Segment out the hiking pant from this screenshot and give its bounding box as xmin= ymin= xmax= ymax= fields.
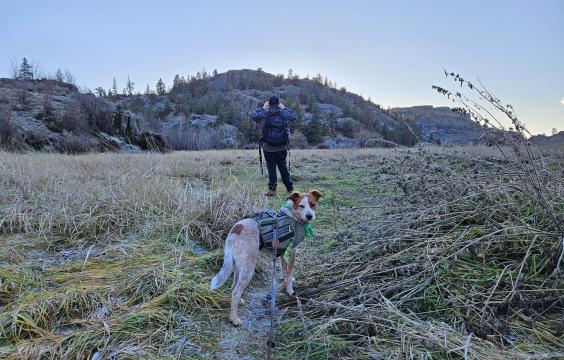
xmin=264 ymin=150 xmax=293 ymax=192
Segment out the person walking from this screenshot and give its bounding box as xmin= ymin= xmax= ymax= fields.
xmin=250 ymin=95 xmax=296 ymax=196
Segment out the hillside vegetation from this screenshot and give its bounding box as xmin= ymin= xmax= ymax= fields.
xmin=1 ymin=68 xmax=488 ymax=153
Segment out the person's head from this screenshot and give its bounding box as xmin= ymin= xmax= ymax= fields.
xmin=268 ymin=95 xmax=280 ymax=107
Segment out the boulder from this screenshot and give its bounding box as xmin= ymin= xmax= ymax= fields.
xmin=190 ymin=114 xmax=218 ymax=127
xmin=318 ymin=103 xmax=344 ymax=118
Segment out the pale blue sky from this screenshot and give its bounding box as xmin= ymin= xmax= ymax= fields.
xmin=1 ymin=0 xmax=563 ymax=134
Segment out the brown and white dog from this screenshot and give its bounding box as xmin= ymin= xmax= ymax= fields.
xmin=210 ymin=190 xmax=322 ymax=326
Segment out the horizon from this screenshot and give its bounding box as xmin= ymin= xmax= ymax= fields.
xmin=1 ymin=0 xmax=563 ymax=135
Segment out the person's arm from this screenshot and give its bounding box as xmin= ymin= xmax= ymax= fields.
xmin=279 ymin=106 xmax=296 ymax=121
xmin=249 ymin=107 xmax=268 ymax=122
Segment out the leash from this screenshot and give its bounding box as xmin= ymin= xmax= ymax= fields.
xmin=266 ymin=216 xmax=278 ymax=352
xmin=258 ymin=141 xmax=264 ymax=175
xmin=287 ymin=143 xmax=291 ymax=174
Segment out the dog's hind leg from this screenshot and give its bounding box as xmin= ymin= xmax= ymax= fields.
xmin=229 ymin=260 xmax=255 ymax=326
xmin=232 ymin=268 xmax=245 ymax=305
xmin=227 ymin=219 xmax=259 ymax=326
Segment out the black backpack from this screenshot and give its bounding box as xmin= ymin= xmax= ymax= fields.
xmin=262 ymin=111 xmax=289 ymax=146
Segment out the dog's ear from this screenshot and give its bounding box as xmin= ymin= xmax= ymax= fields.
xmin=309 ymin=190 xmax=322 ymax=201
xmin=288 ymin=191 xmax=301 ymax=203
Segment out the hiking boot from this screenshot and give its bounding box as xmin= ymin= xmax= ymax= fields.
xmin=265 ymin=189 xmax=277 ymax=197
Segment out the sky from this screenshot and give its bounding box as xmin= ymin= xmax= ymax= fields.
xmin=1 ymin=0 xmax=563 ymax=135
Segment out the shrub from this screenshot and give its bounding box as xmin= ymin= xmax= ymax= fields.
xmin=302 ymin=118 xmax=327 ymax=144
xmin=289 ymin=130 xmax=308 ymax=148
xmin=165 ymin=127 xmax=221 ymax=150
xmin=355 ymin=129 xmax=382 ymax=147
xmin=0 ymin=107 xmax=15 ymax=147
xmin=337 ymin=117 xmax=357 ymax=138
xmin=56 ymin=132 xmax=98 ymax=153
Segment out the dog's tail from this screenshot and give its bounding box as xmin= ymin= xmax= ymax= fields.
xmin=210 ymin=235 xmax=234 ymax=290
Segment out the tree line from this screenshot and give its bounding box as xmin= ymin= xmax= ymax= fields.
xmin=9 ymin=57 xmax=76 ymax=85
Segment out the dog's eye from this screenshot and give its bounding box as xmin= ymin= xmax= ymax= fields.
xmin=310 ymin=203 xmax=316 ymax=208
xmin=299 ymin=205 xmax=305 ymax=208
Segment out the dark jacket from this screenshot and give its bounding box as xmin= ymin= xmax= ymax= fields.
xmin=250 ymin=106 xmax=296 ymax=152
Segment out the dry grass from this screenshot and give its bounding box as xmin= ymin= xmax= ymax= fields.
xmin=277 ymin=144 xmax=564 ymax=359
xmin=0 ymin=151 xmax=264 ymax=248
xmin=0 ymin=145 xmax=562 ymax=359
xmin=0 ymin=150 xmax=267 ymax=358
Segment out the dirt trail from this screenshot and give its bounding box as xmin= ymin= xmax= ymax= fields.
xmin=214 ymin=259 xmax=290 ymax=360
xmin=215 ymin=279 xmax=271 ymax=359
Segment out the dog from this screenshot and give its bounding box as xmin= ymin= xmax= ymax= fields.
xmin=210 ymin=190 xmax=322 ymax=326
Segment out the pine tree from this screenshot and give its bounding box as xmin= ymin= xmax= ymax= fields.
xmin=144 ymin=84 xmax=151 ymax=95
xmin=173 ymin=74 xmax=181 ymax=90
xmin=107 ymin=88 xmax=112 ymax=97
xmin=156 ymin=78 xmax=166 ymax=95
xmin=18 ymin=58 xmax=33 ymax=80
xmin=126 ymin=76 xmax=134 ymax=96
xmin=287 ymin=69 xmax=294 ymax=79
xmin=55 ymin=68 xmax=64 ymax=82
xmin=213 ymin=69 xmax=218 ymax=77
xmin=112 ymin=78 xmax=118 ymax=96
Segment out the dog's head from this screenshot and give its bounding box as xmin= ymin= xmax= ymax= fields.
xmin=287 ymin=190 xmax=322 ymax=223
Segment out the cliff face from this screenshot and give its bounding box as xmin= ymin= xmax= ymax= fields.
xmin=392 ymin=106 xmax=482 ymax=145
xmin=529 ymin=131 xmax=564 ymax=144
xmin=0 ymin=78 xmax=165 ymax=152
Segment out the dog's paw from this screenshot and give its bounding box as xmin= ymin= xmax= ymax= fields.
xmin=285 ymin=285 xmax=295 ymax=297
xmin=230 ymin=317 xmax=243 ymax=327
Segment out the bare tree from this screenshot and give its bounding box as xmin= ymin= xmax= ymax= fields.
xmin=64 ymin=69 xmax=76 ymax=85
xmin=31 ymin=61 xmax=45 ymax=79
xmin=126 ymin=76 xmax=134 ymax=96
xmin=94 ymin=87 xmax=107 ymax=97
xmin=8 ymin=58 xmax=18 ymax=79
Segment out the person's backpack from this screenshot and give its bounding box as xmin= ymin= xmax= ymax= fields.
xmin=262 ymin=111 xmax=289 ymax=146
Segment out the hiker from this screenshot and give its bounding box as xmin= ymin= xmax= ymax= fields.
xmin=250 ymin=95 xmax=296 ymax=196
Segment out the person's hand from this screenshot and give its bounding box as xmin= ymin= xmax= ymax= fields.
xmin=272 ymin=238 xmax=280 ymax=249
xmin=263 ymin=101 xmax=270 ymax=109
xmin=279 ymin=103 xmax=285 ymax=109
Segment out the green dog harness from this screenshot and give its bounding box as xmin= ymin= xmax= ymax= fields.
xmin=249 ymin=206 xmax=315 ymax=262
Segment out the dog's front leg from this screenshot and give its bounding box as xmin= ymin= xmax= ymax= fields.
xmin=284 ymin=249 xmax=297 ymax=296
xmin=280 ymin=256 xmax=288 ymax=281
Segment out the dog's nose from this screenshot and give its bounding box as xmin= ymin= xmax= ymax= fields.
xmin=306 ymin=213 xmax=313 ymax=220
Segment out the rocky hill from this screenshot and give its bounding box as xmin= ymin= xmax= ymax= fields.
xmin=0 ymin=70 xmax=487 ymax=153
xmin=391 ymin=105 xmax=482 ymax=145
xmin=529 ymin=131 xmax=564 ymax=144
